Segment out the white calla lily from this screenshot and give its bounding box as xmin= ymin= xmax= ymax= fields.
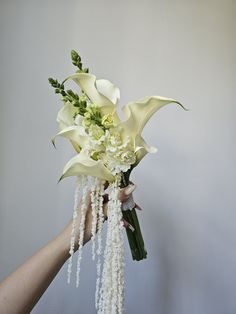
xmin=55 ymin=103 xmax=82 ymax=152
xmin=65 ymin=73 xmax=120 ymax=123
xmin=119 ymin=95 xmax=187 ymax=165
xmin=121 ymin=95 xmax=185 ymax=137
xmin=52 ymin=125 xmax=89 ymax=153
xmin=56 ymin=94 xmax=186 ymax=181
xmin=96 ymin=79 xmax=120 ymax=105
xmin=134 ymin=135 xmax=157 ymax=166
xmin=59 ymin=149 xmax=115 ymax=182
xmin=53 ymin=71 xmax=186 ymax=182
xmin=56 ymin=101 xmax=77 ymax=130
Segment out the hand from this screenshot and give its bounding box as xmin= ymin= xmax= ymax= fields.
xmin=60 ymin=182 xmax=137 ymax=254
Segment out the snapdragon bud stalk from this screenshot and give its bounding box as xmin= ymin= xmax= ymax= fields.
xmin=121 ymin=168 xmax=147 ymax=261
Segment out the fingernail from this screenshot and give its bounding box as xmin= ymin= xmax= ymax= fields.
xmin=122 ymin=219 xmax=135 ymax=232
xmin=124 ymin=184 xmax=136 ymax=196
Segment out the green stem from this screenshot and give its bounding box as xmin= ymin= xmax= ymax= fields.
xmin=121 ymin=170 xmax=147 ymax=261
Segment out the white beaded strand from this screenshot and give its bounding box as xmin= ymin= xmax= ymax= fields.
xmin=91 ymin=177 xmax=99 ymax=260
xmin=112 ymin=178 xmax=124 ymax=314
xmin=116 ymin=196 xmax=125 ymax=314
xmin=67 ymin=176 xmax=82 ymax=284
xmin=97 ymin=180 xmax=105 ymax=257
xmin=98 ymin=176 xmax=125 ymax=314
xmin=76 ymin=175 xmax=89 ymax=288
xmin=95 ymin=180 xmax=105 ymax=309
xmin=66 ymin=175 xmax=125 ymax=313
xmin=98 ymin=184 xmax=113 ymax=313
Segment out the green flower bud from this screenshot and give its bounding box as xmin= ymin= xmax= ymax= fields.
xmin=89 ymin=124 xmax=105 ymax=140
xmin=101 ymin=114 xmax=114 ymax=129
xmin=82 ymin=118 xmax=92 ymax=129
xmin=84 ymin=112 xmax=91 ymax=119
xmin=90 ymin=151 xmax=100 ymax=161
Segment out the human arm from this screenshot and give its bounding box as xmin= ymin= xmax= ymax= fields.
xmin=0 ymin=183 xmax=136 ymax=314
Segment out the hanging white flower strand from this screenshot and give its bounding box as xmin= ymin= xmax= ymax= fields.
xmin=98 ymin=175 xmax=125 ymax=314
xmin=91 ymin=177 xmax=99 ymax=260
xmin=67 ymin=176 xmax=82 ymax=284
xmin=95 ymin=180 xmax=105 ymax=309
xmin=76 ymin=175 xmax=89 ymax=288
xmin=67 ymin=175 xmax=125 ymax=312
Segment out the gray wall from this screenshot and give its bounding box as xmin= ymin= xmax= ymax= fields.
xmin=0 ymin=0 xmax=235 ymax=313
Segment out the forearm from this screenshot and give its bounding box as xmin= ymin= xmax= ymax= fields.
xmin=0 ymin=185 xmax=132 ymax=314
xmin=0 ymin=231 xmax=70 ymax=314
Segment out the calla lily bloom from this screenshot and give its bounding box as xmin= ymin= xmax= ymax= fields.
xmin=66 ymin=73 xmax=121 ymax=122
xmin=59 ymin=149 xmax=115 ymax=182
xmin=54 ymin=73 xmax=186 ymax=182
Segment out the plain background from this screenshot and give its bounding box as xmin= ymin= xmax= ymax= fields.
xmin=0 ymin=0 xmax=235 ymax=313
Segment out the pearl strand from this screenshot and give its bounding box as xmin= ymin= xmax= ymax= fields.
xmin=67 ymin=176 xmax=82 ymax=284
xmin=76 ymin=175 xmax=88 ymax=288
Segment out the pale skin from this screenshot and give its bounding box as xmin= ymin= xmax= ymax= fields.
xmin=0 ymin=183 xmax=137 ymax=314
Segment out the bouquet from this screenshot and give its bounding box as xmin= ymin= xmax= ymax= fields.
xmin=49 ymin=50 xmax=185 ymax=314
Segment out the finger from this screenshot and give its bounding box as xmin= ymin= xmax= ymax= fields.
xmin=119 ymin=183 xmax=137 ymax=202
xmin=102 ymin=183 xmax=137 ymax=206
xmin=121 ymin=218 xmax=135 ymax=232
xmin=103 ymin=201 xmax=108 ymax=220
xmin=102 ymin=193 xmax=109 ymax=204
xmin=102 ymin=183 xmax=137 ymax=218
xmin=103 ymin=180 xmax=109 ymax=190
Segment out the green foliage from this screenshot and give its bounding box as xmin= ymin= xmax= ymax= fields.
xmin=48 ymin=50 xmax=90 ymax=116
xmin=71 ymin=50 xmax=89 ymax=73
xmin=48 ymin=77 xmax=87 ymax=116
xmin=48 ymin=78 xmax=66 ymax=96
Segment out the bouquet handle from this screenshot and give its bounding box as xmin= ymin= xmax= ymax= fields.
xmin=121 ymin=170 xmax=147 ymax=261
xmin=122 ymin=208 xmax=147 ymax=261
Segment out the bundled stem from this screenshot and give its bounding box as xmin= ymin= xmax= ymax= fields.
xmin=121 ymin=170 xmax=147 ymax=261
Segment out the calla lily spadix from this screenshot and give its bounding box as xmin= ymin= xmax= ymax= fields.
xmin=49 ymin=50 xmax=186 ymax=314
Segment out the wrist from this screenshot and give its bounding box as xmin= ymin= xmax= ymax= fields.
xmin=55 ymin=226 xmax=72 ymax=260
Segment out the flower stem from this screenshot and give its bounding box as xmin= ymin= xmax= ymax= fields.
xmin=121 ymin=170 xmax=147 ymax=261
